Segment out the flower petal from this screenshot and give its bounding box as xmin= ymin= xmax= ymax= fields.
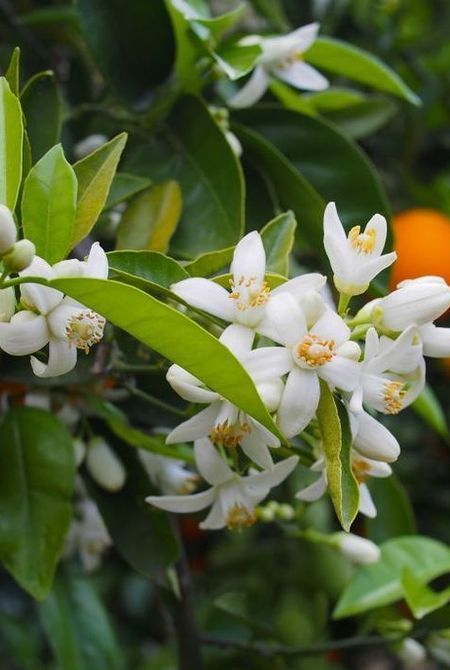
xmin=370 ymin=326 xmax=421 ymax=375
xmin=258 ymin=293 xmax=307 ymax=346
xmin=83 ymin=242 xmax=109 ymax=279
xmin=0 ymin=311 xmax=49 ymax=355
xmin=241 ymin=433 xmax=274 ymax=469
xmin=365 ymin=213 xmax=387 ymax=256
xmin=219 ymin=323 xmax=255 ymax=357
xmin=364 ymin=327 xmax=380 ymax=363
xmin=228 ymin=65 xmax=269 ymax=108
xmin=31 ymin=337 xmax=77 ymax=378
xmin=194 ymin=437 xmax=232 ymax=485
xmin=353 ymin=410 xmax=400 ymax=463
xmin=277 ymin=367 xmax=319 ymax=438
xmin=274 ymin=60 xmax=328 ymax=91
xmin=311 ymin=309 xmax=350 ymax=346
xmin=319 ymin=356 xmax=360 ymax=392
xmin=171 ymin=277 xmax=234 ymax=321
xmin=230 ymin=231 xmax=266 ymax=285
xmin=289 ymin=22 xmax=320 ymax=52
xmin=199 ymin=497 xmax=227 ymax=530
xmin=20 ymin=257 xmax=62 ymax=314
xmin=272 ymin=273 xmax=327 ymax=298
xmin=359 ymin=483 xmax=377 ymax=518
xmin=244 ymin=346 xmax=293 ymax=381
xmin=166 ymin=403 xmax=220 ymax=444
xmin=354 ymin=252 xmax=397 ymax=286
xmin=0 ymin=287 xmax=16 ymax=322
xmin=246 ymin=455 xmax=299 ymax=492
xmin=146 ymin=487 xmax=215 ymax=513
xmin=166 ymin=364 xmax=219 ymax=404
xmin=420 ymin=323 xmax=450 ymax=358
xmin=295 ymin=472 xmax=327 ymax=501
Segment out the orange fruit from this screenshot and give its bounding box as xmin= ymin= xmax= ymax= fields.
xmin=390 ymin=208 xmax=450 ymax=290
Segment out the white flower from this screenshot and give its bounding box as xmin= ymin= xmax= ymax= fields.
xmin=229 ymin=23 xmax=328 ymax=108
xmin=323 ymin=202 xmax=397 ymax=297
xmin=65 ymin=498 xmax=111 ymax=572
xmin=0 ymin=287 xmax=15 ymax=322
xmin=397 ymin=639 xmax=427 ymax=667
xmin=172 ymin=230 xmax=326 ymax=333
xmin=0 ymin=243 xmax=107 ymax=377
xmin=139 ymin=451 xmax=199 ymax=495
xmin=259 ymin=293 xmax=360 ymax=438
xmin=296 ymin=452 xmax=391 ymax=518
xmin=373 ymin=276 xmax=450 ymax=332
xmin=86 ymin=437 xmax=126 ymax=492
xmin=334 ymin=532 xmax=381 ymax=564
xmin=0 ymin=204 xmax=17 ymax=254
xmin=146 ymin=437 xmax=299 ymax=530
xmin=350 ymin=327 xmax=425 ymax=417
xmin=166 ymin=324 xmax=289 ymax=469
xmin=3 ymin=239 xmax=35 ymax=272
xmin=349 ymin=407 xmax=400 ymax=463
xmin=418 ymin=322 xmax=450 ymax=357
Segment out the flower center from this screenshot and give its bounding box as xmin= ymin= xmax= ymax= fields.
xmin=229 ymin=275 xmax=270 ymax=312
xmin=348 ymin=226 xmax=377 ymax=254
xmin=295 ymin=334 xmax=335 ymax=368
xmin=66 ymin=310 xmax=106 ymax=354
xmin=383 ymin=380 xmax=406 ymax=414
xmin=177 ymin=474 xmax=200 ymax=495
xmin=210 ymin=420 xmax=251 ymax=448
xmin=277 ymin=50 xmax=302 ymax=68
xmin=226 ymin=504 xmax=256 ymax=530
xmin=352 ymin=459 xmax=370 ymax=484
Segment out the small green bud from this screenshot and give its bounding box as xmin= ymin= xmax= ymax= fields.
xmin=3 ymin=239 xmax=35 ymax=272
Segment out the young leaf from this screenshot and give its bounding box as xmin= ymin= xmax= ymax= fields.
xmin=316 ymin=381 xmax=359 ymax=532
xmin=116 ymin=181 xmax=182 ymax=252
xmin=401 ymin=567 xmax=450 ymax=620
xmin=39 ymin=568 xmax=123 ymax=670
xmin=0 ymin=408 xmax=75 ymax=600
xmin=104 ymin=172 xmax=152 ymax=209
xmin=72 ymin=132 xmax=127 ymax=248
xmin=5 ymin=47 xmax=20 ymax=96
xmin=48 ymin=276 xmax=283 ymax=441
xmin=21 ymin=71 xmax=62 ymax=162
xmin=0 ymin=77 xmax=23 ymax=210
xmin=107 ymin=249 xmax=189 ymax=296
xmin=22 ymin=144 xmax=77 ymax=264
xmin=334 ymin=536 xmax=450 ymax=619
xmin=260 ymin=211 xmax=297 ymax=276
xmin=185 ymin=246 xmax=234 ymax=277
xmin=306 ymin=37 xmax=421 ymax=106
xmin=412 ymin=384 xmax=449 ymax=441
xmin=163 ymin=0 xmax=203 ymax=92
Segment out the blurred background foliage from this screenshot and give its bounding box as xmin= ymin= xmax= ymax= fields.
xmin=0 ymin=0 xmax=449 ymax=668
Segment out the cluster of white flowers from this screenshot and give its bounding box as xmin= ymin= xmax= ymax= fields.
xmin=0 ymin=205 xmax=109 ymax=378
xmin=147 ymin=201 xmax=450 ymax=551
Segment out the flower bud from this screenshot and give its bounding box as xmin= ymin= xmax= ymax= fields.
xmin=3 ymin=239 xmax=36 ymax=272
xmin=396 ymin=638 xmax=426 ymax=667
xmin=378 ymin=277 xmax=450 ymax=331
xmin=278 ymin=503 xmax=295 ymax=520
xmin=0 ymin=204 xmax=17 ymax=254
xmin=0 ymin=287 xmax=16 ymax=322
xmin=86 ymin=437 xmax=126 ymax=492
xmin=72 ymin=438 xmax=87 ymax=468
xmin=334 ymin=532 xmax=381 ymax=564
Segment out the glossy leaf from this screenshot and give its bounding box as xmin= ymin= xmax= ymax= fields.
xmin=0 ymin=408 xmax=75 ymax=600
xmin=163 ymin=0 xmax=203 ymax=92
xmin=260 ymin=211 xmax=296 ymax=276
xmin=86 ymin=443 xmax=179 ymax=579
xmin=185 ymin=246 xmax=234 ymax=277
xmin=306 ymin=37 xmax=421 ymax=106
xmin=0 ymin=77 xmax=23 ymax=210
xmin=105 ymin=172 xmax=152 ymax=209
xmin=117 ymin=181 xmax=182 ymax=252
xmin=22 ymin=144 xmax=77 ymax=264
xmin=412 ymin=384 xmax=449 ymax=441
xmin=193 ymin=4 xmax=245 ymax=42
xmin=334 ymin=536 xmax=450 ymax=619
xmin=401 ymin=567 xmax=450 ymax=620
xmin=5 ymin=47 xmax=20 ymax=96
xmin=49 ymin=276 xmax=283 ymax=441
xmin=326 ymin=98 xmax=397 ymax=140
xmin=21 ymin=71 xmax=62 ymax=162
xmin=39 ymin=569 xmax=123 ymax=670
xmin=107 ymin=249 xmax=189 ymax=297
xmin=316 ymin=381 xmax=359 ymax=532
xmin=365 ymin=474 xmax=416 ymax=544
xmin=77 ymin=0 xmax=175 ymax=107
xmin=72 ymin=132 xmax=127 ymax=248
xmin=214 ymin=41 xmax=263 ymax=80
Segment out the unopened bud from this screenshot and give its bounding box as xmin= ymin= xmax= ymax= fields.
xmin=0 ymin=287 xmax=15 ymax=322
xmin=396 ymin=638 xmax=426 ymax=667
xmin=72 ymin=438 xmax=87 ymax=467
xmin=278 ymin=503 xmax=295 ymax=520
xmin=86 ymin=437 xmax=126 ymax=492
xmin=256 ymin=505 xmax=276 ymax=522
xmin=0 ymin=204 xmax=17 ymax=254
xmin=335 ymin=532 xmax=381 ymax=564
xmin=4 ymin=239 xmax=35 ymax=272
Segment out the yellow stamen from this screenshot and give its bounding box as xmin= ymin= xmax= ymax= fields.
xmin=226 ymin=504 xmax=256 ymax=530
xmin=229 ymin=275 xmax=270 ymax=311
xmin=210 ymin=420 xmax=251 ymax=448
xmin=348 ymin=226 xmax=377 ymax=254
xmin=383 ymin=380 xmax=406 ymax=414
xmin=352 ymin=459 xmax=371 ymax=484
xmin=296 ymin=334 xmax=335 ymax=368
xmin=66 ymin=310 xmax=105 ymax=354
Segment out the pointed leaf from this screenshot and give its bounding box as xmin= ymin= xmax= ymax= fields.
xmin=72 ymin=132 xmax=127 ymax=248
xmin=401 ymin=567 xmax=450 ymax=620
xmin=107 ymin=249 xmax=189 ymax=297
xmin=5 ymin=47 xmax=20 ymax=96
xmin=316 ymin=381 xmax=359 ymax=531
xmin=0 ymin=408 xmax=75 ymax=600
xmin=105 ymin=172 xmax=152 ymax=209
xmin=0 ymin=77 xmax=23 ymax=210
xmin=260 ymin=211 xmax=296 ymax=276
xmin=412 ymin=384 xmax=449 ymax=441
xmin=22 ymin=144 xmax=77 ymax=263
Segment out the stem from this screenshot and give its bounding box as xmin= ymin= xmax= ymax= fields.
xmin=337 ymin=292 xmax=351 ymax=316
xmin=123 ymin=382 xmax=187 ymax=418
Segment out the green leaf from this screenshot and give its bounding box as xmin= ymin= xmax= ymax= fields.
xmin=116 ymin=181 xmax=182 ymax=252
xmin=39 ymin=568 xmax=123 ymax=670
xmin=107 ymin=249 xmax=189 ymax=297
xmin=185 ymin=246 xmax=234 ymax=277
xmin=260 ymin=211 xmax=296 ymax=276
xmin=365 ymin=474 xmax=416 ymax=544
xmin=86 ymin=443 xmax=179 ymax=579
xmin=21 ymin=71 xmax=62 ymax=163
xmin=0 ymin=408 xmax=75 ymax=600
xmin=306 ymin=37 xmax=421 ymax=106
xmin=22 ymin=144 xmax=77 ymax=264
xmin=105 ymin=172 xmax=152 ymax=209
xmin=163 ymin=0 xmax=203 ymax=92
xmin=193 ymin=5 xmax=245 ymax=42
xmin=412 ymin=384 xmax=449 ymax=441
xmin=214 ymin=40 xmax=263 ymax=80
xmin=139 ymin=96 xmax=244 ymax=257
xmin=5 ymin=47 xmax=20 ymax=96
xmin=72 ymin=132 xmax=127 ymax=248
xmin=304 ymin=87 xmax=366 ymax=112
xmin=0 ymin=77 xmax=24 ymax=210
xmin=325 ymin=98 xmax=398 ymax=140
xmin=316 ymin=381 xmax=359 ymax=532
xmin=48 ymin=277 xmax=283 ymax=441
xmin=334 ymin=536 xmax=450 ymax=619
xmin=402 ymin=567 xmax=450 ymax=620
xmin=76 ymin=0 xmax=175 ymax=107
